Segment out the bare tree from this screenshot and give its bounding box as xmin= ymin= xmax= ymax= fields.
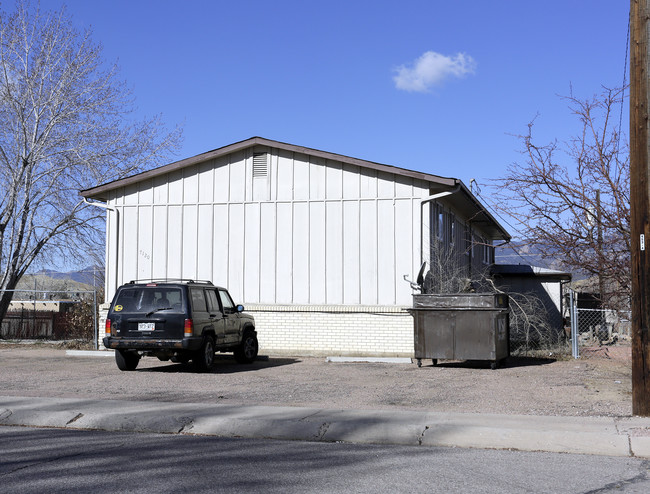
xmin=489 ymin=87 xmax=629 ymax=309
xmin=0 ymin=1 xmax=182 ymax=324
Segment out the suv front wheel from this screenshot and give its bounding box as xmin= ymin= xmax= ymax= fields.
xmin=193 ymin=335 xmax=215 ymax=372
xmin=234 ymin=330 xmax=259 ymax=364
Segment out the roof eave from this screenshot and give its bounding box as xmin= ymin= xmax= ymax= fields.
xmin=80 ymin=136 xmax=457 ymax=201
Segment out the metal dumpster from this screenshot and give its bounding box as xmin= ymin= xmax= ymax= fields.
xmin=409 ymin=293 xmax=510 ymax=369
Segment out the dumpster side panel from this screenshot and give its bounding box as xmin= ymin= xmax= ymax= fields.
xmin=414 ymin=311 xmax=455 ymax=359
xmin=454 ymin=311 xmax=496 ymax=360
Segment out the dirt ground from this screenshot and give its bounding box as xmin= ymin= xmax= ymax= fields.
xmin=0 ymin=343 xmax=633 ymax=417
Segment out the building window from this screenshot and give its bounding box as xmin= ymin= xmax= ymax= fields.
xmin=449 ymin=213 xmax=455 ymax=247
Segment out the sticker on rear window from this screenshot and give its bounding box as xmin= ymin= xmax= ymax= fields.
xmin=114 ymin=305 xmax=123 ymax=312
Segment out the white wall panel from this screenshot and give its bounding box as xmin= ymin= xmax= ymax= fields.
xmin=121 ymin=207 xmax=138 ymax=283
xmin=213 ymin=157 xmax=230 ymax=202
xmin=138 ymin=180 xmax=153 ymax=205
xmin=395 ymin=176 xmax=414 ymax=197
xmin=244 ymin=203 xmax=261 ymax=303
xmin=276 ymin=203 xmax=293 ymax=303
xmin=377 ymin=200 xmax=395 ymax=304
xmin=359 ymin=200 xmax=378 ymax=304
xmin=153 ymin=175 xmax=168 ymax=204
xmin=229 ymin=152 xmax=246 ymax=203
xmin=259 ymin=203 xmax=277 ymax=303
xmin=183 ymin=166 xmax=199 ymax=204
xmin=360 ymin=169 xmax=377 ymax=199
xmin=168 ymin=170 xmax=183 ymax=204
xmin=166 ymin=206 xmax=183 ymax=279
xmin=197 ymin=205 xmax=213 ymax=281
xmin=212 ymin=204 xmax=229 ymax=286
xmin=198 ymin=161 xmax=214 ymax=203
xmin=228 ymin=203 xmax=245 ymax=301
xmin=342 ymin=165 xmax=360 ymax=198
xmin=309 ymin=202 xmax=326 ymax=304
xmin=104 ymin=146 xmax=437 ymax=309
xmin=293 ymin=202 xmax=309 ymax=304
xmin=123 ymin=184 xmax=139 ymax=205
xmin=395 ymin=199 xmax=414 ymax=305
xmin=325 ymin=201 xmax=343 ymax=304
xmin=343 ymin=201 xmax=360 ymax=304
xmin=152 ymin=206 xmax=168 ymax=279
xmin=182 ymin=205 xmax=197 ymax=279
xmin=137 ymin=206 xmax=153 ymax=281
xmin=326 ymin=160 xmax=342 ymax=199
xmin=293 ymin=153 xmax=310 ymax=201
xmin=309 ymin=157 xmax=326 ymax=200
xmin=276 ymin=151 xmax=294 ymax=201
xmin=377 ymin=172 xmax=395 ymax=199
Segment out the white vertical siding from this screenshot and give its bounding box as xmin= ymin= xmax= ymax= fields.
xmin=342 ymin=200 xmax=360 ymax=304
xmin=105 ymin=147 xmax=431 ymax=307
xmin=377 ymin=199 xmax=395 ymax=304
xmin=212 ymin=204 xmax=229 ymax=285
xmin=137 ymin=206 xmax=153 ymax=281
xmin=228 ymin=203 xmax=245 ymax=297
xmin=244 ymin=203 xmax=260 ymax=302
xmin=325 ymin=201 xmax=343 ymax=304
xmin=275 ymin=202 xmax=293 ymax=303
xmin=152 ymin=206 xmax=168 ymax=278
xmin=197 ymin=205 xmax=213 ymax=280
xmin=259 ymin=202 xmax=277 ymax=302
xmin=395 ymin=199 xmax=414 ymax=305
xmin=121 ymin=208 xmax=137 ymax=282
xmin=309 ymin=202 xmax=326 ymax=303
xmin=359 ymin=200 xmax=378 ymax=304
xmin=182 ymin=205 xmax=197 ymax=279
xmin=292 ymin=202 xmax=310 ymax=304
xmin=167 ymin=206 xmax=183 ymax=279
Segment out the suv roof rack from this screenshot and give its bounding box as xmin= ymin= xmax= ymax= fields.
xmin=127 ymin=278 xmax=214 ymax=285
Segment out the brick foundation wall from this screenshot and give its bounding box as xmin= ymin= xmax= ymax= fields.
xmin=246 ymin=304 xmax=415 ymax=357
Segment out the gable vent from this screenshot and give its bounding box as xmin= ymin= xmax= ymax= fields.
xmin=253 ymin=152 xmax=268 ymax=178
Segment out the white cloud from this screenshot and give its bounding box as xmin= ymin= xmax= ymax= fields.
xmin=393 ymin=51 xmax=476 ymax=93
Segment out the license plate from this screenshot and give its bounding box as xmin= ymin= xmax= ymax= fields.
xmin=138 ymin=322 xmax=155 ymax=331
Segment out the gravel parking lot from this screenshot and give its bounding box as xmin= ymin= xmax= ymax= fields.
xmin=0 ymin=344 xmax=633 ymax=417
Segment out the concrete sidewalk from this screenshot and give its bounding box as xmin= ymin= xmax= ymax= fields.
xmin=2 ymin=395 xmax=650 ymax=458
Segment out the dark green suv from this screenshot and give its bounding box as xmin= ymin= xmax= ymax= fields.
xmin=103 ymin=280 xmax=258 ymax=372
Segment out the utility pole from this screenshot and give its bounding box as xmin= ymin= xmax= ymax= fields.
xmin=630 ymin=0 xmax=650 ymax=416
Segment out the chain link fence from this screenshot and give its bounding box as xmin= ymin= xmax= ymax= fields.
xmin=0 ymin=289 xmax=99 ymax=349
xmin=569 ymin=290 xmax=631 ymax=360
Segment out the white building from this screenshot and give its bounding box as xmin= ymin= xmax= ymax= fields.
xmin=81 ymin=137 xmax=509 ymax=357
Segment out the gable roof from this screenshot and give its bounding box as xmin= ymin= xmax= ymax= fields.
xmin=80 ymin=136 xmax=510 ymax=240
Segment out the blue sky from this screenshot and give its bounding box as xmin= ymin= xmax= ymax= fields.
xmin=52 ymin=0 xmax=629 ymax=187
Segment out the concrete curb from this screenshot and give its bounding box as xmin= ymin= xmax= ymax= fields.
xmin=1 ymin=395 xmax=649 ymax=458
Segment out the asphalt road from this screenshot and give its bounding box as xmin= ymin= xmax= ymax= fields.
xmin=2 ymin=426 xmax=650 ymax=494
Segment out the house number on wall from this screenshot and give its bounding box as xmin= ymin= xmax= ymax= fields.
xmin=139 ymin=250 xmax=151 ymax=260
xmin=642 ymin=234 xmax=646 ymax=252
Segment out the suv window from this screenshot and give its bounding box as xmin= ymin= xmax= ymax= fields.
xmin=190 ymin=288 xmax=207 ymax=312
xmin=218 ymin=289 xmax=235 ymax=313
xmin=205 ymin=289 xmax=220 ymax=313
xmin=114 ymin=287 xmax=183 ymax=313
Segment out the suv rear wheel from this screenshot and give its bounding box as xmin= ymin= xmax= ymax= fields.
xmin=193 ymin=335 xmax=215 ymax=372
xmin=115 ymin=349 xmax=140 ymax=371
xmin=234 ymin=330 xmax=259 ymax=364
